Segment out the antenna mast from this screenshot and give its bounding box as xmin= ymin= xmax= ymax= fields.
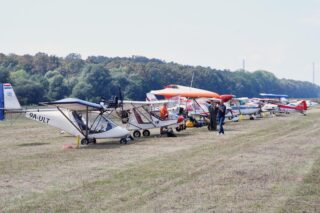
xmin=313 ymin=62 xmax=315 ymax=84
xmin=190 ymin=72 xmax=195 ymax=88
xmin=242 ymin=59 xmax=246 ymax=71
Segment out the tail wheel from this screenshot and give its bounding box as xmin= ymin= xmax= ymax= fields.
xmin=133 ymin=130 xmax=141 ymax=138
xmin=142 ymin=130 xmax=150 ymax=137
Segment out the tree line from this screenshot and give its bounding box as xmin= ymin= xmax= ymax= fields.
xmin=0 ymin=53 xmax=319 ymax=105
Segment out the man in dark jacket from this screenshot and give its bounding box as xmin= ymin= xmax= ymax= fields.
xmin=207 ymin=100 xmax=218 ymax=131
xmin=218 ymin=100 xmax=226 ymax=135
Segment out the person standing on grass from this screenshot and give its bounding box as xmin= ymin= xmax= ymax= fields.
xmin=207 ymin=100 xmax=218 ymax=131
xmin=160 ymin=103 xmax=169 ymax=134
xmin=218 ymin=100 xmax=226 ymax=135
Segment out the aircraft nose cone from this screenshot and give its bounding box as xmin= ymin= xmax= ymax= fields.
xmin=115 ymin=126 xmax=129 ymax=137
xmin=121 ymin=127 xmax=130 ymax=136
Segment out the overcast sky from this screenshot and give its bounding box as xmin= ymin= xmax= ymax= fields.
xmin=1 ymin=0 xmax=319 ymax=84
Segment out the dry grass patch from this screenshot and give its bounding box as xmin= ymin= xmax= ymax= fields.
xmin=1 ymin=110 xmax=320 ymax=212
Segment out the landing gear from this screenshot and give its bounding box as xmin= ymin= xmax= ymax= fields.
xmin=160 ymin=127 xmax=168 ymax=135
xmin=249 ymin=116 xmax=255 ymax=120
xmin=80 ymin=138 xmax=96 ymax=145
xmin=81 ymin=138 xmax=89 ymax=145
xmin=120 ymin=135 xmax=134 ymax=144
xmin=120 ymin=138 xmax=128 ymax=144
xmin=119 ymin=135 xmax=133 ymax=144
xmin=142 ymin=130 xmax=150 ymax=137
xmin=176 ymin=124 xmax=186 ymax=132
xmin=232 ymin=116 xmax=239 ymax=122
xmin=133 ymin=130 xmax=141 ymax=138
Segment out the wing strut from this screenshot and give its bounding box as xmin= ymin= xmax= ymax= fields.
xmin=57 ymin=106 xmax=85 ymax=137
xmin=85 ymin=106 xmax=89 ymax=140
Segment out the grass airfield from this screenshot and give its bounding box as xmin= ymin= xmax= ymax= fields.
xmin=1 ymin=110 xmax=320 ymax=212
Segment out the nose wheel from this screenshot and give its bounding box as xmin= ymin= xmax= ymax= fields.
xmin=119 ymin=135 xmax=134 ymax=144
xmin=120 ymin=138 xmax=128 ymax=144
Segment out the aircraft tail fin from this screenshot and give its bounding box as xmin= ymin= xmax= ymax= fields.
xmin=146 ymin=93 xmax=158 ymax=102
xmin=296 ymin=100 xmax=307 ymax=111
xmin=0 ymin=83 xmax=21 ymax=121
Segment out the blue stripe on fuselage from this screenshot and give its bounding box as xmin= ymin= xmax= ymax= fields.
xmin=231 ymin=106 xmax=260 ymax=110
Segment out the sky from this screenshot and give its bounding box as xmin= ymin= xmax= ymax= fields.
xmin=0 ymin=0 xmax=319 ymax=84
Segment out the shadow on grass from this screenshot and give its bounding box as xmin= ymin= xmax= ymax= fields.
xmin=81 ymin=131 xmax=196 ymax=149
xmin=81 ymin=142 xmax=123 ymax=150
xmin=17 ymin=142 xmax=50 ymax=147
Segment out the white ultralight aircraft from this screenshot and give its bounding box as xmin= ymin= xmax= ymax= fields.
xmin=109 ymin=94 xmax=185 ymax=137
xmin=0 ymin=83 xmax=131 ymax=145
xmin=227 ymin=97 xmax=261 ymax=120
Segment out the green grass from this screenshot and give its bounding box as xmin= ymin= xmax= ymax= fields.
xmin=1 ymin=110 xmax=320 ymax=212
xmin=279 ymin=149 xmax=320 ymax=213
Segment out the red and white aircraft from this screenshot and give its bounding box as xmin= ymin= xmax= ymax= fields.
xmin=277 ymin=100 xmax=308 ymax=115
xmin=150 ymin=84 xmax=234 ymax=117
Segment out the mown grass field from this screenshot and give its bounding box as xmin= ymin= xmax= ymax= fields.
xmin=1 ymin=110 xmax=320 ymax=212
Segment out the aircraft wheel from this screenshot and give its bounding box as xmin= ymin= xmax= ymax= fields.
xmin=176 ymin=126 xmax=181 ymax=132
xmin=250 ymin=116 xmax=254 ymax=120
xmin=120 ymin=138 xmax=127 ymax=144
xmin=91 ymin=138 xmax=97 ymax=144
xmin=142 ymin=130 xmax=150 ymax=137
xmin=81 ymin=138 xmax=89 ymax=145
xmin=133 ymin=130 xmax=141 ymax=138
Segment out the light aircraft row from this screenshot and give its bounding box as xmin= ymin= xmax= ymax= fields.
xmin=0 ymin=83 xmax=316 ymax=145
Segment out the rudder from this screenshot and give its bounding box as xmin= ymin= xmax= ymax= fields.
xmin=3 ymin=83 xmax=21 ymax=110
xmin=0 ymin=83 xmax=21 ymax=121
xmin=296 ymin=100 xmax=307 ymax=110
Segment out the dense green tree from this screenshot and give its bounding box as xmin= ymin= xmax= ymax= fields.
xmin=0 ymin=52 xmax=319 ymax=105
xmin=72 ymin=64 xmax=112 ymax=102
xmin=13 ymin=79 xmax=45 ymax=105
xmin=17 ymin=54 xmax=33 ymax=73
xmin=47 ymin=74 xmax=69 ymax=100
xmin=0 ymin=66 xmax=10 ymax=83
xmin=32 ymin=52 xmax=49 ymax=74
xmin=64 ymin=53 xmax=84 ymax=74
xmin=71 ymin=81 xmax=92 ymax=100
